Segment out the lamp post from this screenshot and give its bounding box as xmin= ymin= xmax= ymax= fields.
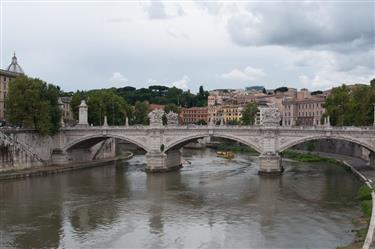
xmin=373 ymin=103 xmax=375 ymax=127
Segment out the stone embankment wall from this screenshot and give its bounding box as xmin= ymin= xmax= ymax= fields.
xmin=294 ymin=139 xmax=370 ymax=161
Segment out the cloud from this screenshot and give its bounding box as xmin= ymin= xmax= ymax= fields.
xmin=170 ymin=75 xmax=189 ymax=90
xmin=226 ymin=2 xmax=375 ymax=51
xmin=219 ymin=66 xmax=266 ymax=82
xmin=167 ymin=26 xmax=189 ymax=39
xmin=147 ymin=2 xmax=168 ymax=19
xmin=106 ymin=72 xmax=128 ymax=87
xmin=297 ymin=50 xmax=375 ymax=89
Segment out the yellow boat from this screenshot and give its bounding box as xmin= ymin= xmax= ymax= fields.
xmin=216 ymin=151 xmax=235 ymax=159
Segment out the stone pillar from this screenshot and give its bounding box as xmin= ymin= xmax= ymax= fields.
xmin=258 ymin=153 xmax=283 ymax=175
xmin=125 ymin=117 xmax=129 ymax=127
xmin=78 ymin=100 xmax=88 ymax=127
xmin=370 ymin=151 xmax=375 ymax=168
xmin=103 ymin=116 xmax=108 ymax=127
xmin=145 ymin=149 xmax=182 ymax=173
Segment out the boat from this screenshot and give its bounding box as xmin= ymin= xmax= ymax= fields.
xmin=216 ymin=151 xmax=235 ymax=159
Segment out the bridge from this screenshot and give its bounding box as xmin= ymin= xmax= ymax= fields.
xmin=0 ymin=102 xmax=374 ymax=174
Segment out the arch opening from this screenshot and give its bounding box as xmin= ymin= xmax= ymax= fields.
xmin=279 ymin=137 xmax=374 ymax=164
xmin=165 ymin=135 xmax=261 ymax=154
xmin=63 ymin=135 xmax=147 ymax=163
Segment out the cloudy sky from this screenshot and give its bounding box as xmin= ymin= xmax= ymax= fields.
xmin=1 ymin=1 xmax=374 ymax=92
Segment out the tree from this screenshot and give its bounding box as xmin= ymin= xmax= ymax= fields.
xmin=6 ymin=76 xmax=62 ymax=135
xmin=323 ymin=83 xmax=375 ymax=126
xmin=241 ymin=102 xmax=258 ymax=125
xmin=70 ymin=91 xmax=85 ymax=120
xmin=133 ymin=101 xmax=149 ymax=125
xmin=86 ymin=90 xmax=131 ymax=126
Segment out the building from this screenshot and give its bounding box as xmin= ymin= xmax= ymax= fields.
xmin=282 ymin=96 xmax=326 ymax=126
xmin=59 ymin=97 xmax=74 ymax=124
xmin=0 ymin=53 xmax=24 ymax=123
xmin=222 ymin=105 xmax=243 ymax=124
xmin=208 ymin=105 xmax=223 ymax=124
xmin=180 ymin=107 xmax=208 ymax=124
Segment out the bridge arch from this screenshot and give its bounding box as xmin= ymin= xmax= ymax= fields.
xmin=279 ymin=134 xmax=375 ymax=153
xmin=63 ymin=134 xmax=149 ymax=152
xmin=165 ymin=133 xmax=262 ymax=154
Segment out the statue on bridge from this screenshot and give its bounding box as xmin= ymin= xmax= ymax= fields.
xmin=148 ymin=109 xmax=165 ymax=127
xmin=166 ymin=111 xmax=179 ymax=126
xmin=260 ymin=107 xmax=281 ymax=127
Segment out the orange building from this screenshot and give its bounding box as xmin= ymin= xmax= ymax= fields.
xmin=180 ymin=107 xmax=208 ymax=124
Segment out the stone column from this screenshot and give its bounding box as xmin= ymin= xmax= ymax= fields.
xmin=103 ymin=116 xmax=108 ymax=127
xmin=258 ymin=107 xmax=283 ymax=175
xmin=145 ymin=149 xmax=182 ymax=173
xmin=78 ymin=100 xmax=88 ymax=127
xmin=259 ymin=153 xmax=283 ymax=175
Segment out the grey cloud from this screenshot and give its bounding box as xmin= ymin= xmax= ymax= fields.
xmin=147 ymin=2 xmax=167 ymax=19
xmin=227 ymin=2 xmax=375 ymax=52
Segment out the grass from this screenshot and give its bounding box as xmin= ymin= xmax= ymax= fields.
xmin=281 ymin=150 xmax=339 ymax=164
xmin=337 ymin=185 xmax=373 ymax=249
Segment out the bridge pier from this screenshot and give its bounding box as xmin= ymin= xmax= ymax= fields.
xmin=258 ymin=153 xmax=283 ymax=175
xmin=145 ymin=149 xmax=182 ymax=173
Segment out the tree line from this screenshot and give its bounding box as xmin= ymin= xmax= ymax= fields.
xmin=5 ymin=76 xmax=375 ymax=136
xmin=323 ymin=80 xmax=375 ymax=126
xmin=5 ymin=76 xmax=209 ymax=134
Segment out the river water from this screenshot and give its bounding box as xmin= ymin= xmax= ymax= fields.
xmin=0 ymin=148 xmax=362 ymax=248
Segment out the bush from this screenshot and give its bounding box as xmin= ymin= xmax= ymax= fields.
xmin=361 ymin=200 xmax=372 ymax=218
xmin=357 ymin=185 xmax=372 ymax=201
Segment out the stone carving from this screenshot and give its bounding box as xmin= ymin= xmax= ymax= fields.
xmin=148 ymin=109 xmax=165 ymax=127
xmin=260 ymin=107 xmax=280 ymax=126
xmin=166 ymin=111 xmax=179 ymax=126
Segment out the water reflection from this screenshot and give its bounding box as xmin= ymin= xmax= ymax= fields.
xmin=0 ymin=148 xmax=361 ymax=248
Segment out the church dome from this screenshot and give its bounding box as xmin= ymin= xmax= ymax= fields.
xmin=6 ymin=52 xmax=24 ymax=74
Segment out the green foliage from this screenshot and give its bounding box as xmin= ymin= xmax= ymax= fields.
xmin=70 ymin=91 xmax=85 ymax=120
xmin=241 ymin=102 xmax=258 ymax=125
xmin=324 ymin=82 xmax=375 ymax=126
xmin=115 ymin=85 xmax=208 ymax=107
xmin=164 ymin=103 xmax=180 ymax=114
xmin=274 ymin=86 xmax=288 ymax=93
xmin=6 ymin=76 xmax=62 ymax=135
xmin=86 ymin=89 xmax=131 ymax=126
xmin=357 ymin=185 xmax=372 ymax=201
xmin=282 ymin=150 xmax=339 ymax=164
xmin=133 ymin=101 xmax=149 ymax=125
xmin=361 ymin=200 xmax=372 ymax=218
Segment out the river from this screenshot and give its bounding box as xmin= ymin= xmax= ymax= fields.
xmin=0 ymin=148 xmax=362 ymax=248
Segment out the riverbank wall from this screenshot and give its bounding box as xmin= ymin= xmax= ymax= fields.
xmin=340 ymin=160 xmax=375 ymax=249
xmin=0 ymin=152 xmax=133 ymax=181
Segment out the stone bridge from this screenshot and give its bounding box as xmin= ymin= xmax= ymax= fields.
xmin=1 ymin=104 xmax=375 ymax=174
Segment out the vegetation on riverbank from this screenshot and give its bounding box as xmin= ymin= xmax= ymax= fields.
xmin=336 ymin=185 xmax=373 ymax=249
xmin=281 ymin=150 xmax=340 ymax=164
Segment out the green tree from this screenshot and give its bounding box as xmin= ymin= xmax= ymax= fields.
xmin=241 ymin=102 xmax=258 ymax=125
xmin=133 ymin=101 xmax=149 ymax=125
xmin=86 ymin=90 xmax=130 ymax=126
xmin=6 ymin=76 xmax=62 ymax=135
xmin=70 ymin=91 xmax=85 ymax=120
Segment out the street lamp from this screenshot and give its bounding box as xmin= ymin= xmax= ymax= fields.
xmin=373 ymin=103 xmax=375 ymax=127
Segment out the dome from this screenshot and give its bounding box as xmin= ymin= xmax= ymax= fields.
xmin=6 ymin=52 xmax=24 ymax=74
